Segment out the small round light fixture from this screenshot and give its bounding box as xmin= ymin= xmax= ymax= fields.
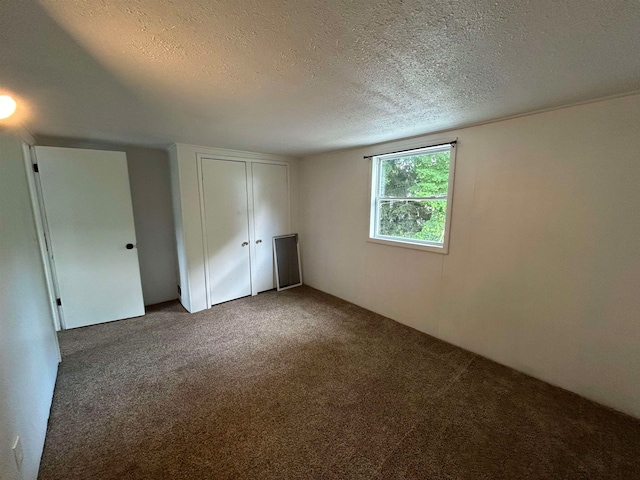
xmin=0 ymin=95 xmax=17 ymax=119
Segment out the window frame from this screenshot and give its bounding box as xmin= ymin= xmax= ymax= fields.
xmin=368 ymin=141 xmax=457 ymax=254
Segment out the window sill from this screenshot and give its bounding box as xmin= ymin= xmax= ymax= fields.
xmin=367 ymin=236 xmax=449 ymax=254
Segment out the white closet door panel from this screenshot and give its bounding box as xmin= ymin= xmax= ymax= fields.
xmin=252 ymin=163 xmax=289 ymax=293
xmin=202 ymin=159 xmax=252 ymax=305
xmin=35 ymin=146 xmax=144 ymax=329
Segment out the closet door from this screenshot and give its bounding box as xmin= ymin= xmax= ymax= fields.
xmin=252 ymin=163 xmax=289 ymax=293
xmin=202 ymin=159 xmax=251 ymax=305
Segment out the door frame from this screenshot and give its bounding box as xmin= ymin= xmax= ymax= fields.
xmin=196 ymin=153 xmax=291 ymax=308
xmin=24 ymin=144 xmax=65 ymax=331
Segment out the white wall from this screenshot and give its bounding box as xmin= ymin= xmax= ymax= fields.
xmin=0 ymin=131 xmax=60 ymax=480
xmin=127 ymin=147 xmax=179 ymax=305
xmin=299 ymin=94 xmax=640 ymax=418
xmin=168 ymin=144 xmax=206 ymax=312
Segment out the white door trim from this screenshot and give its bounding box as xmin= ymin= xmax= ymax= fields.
xmin=24 ymin=144 xmax=64 ymax=333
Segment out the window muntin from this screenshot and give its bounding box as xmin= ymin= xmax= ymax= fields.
xmin=370 ymin=144 xmax=454 ymax=252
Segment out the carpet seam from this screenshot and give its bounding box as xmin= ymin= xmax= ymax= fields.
xmin=369 ymin=354 xmax=477 ymax=479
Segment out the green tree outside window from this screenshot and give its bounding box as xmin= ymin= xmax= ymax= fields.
xmin=378 ymin=151 xmax=450 ymax=243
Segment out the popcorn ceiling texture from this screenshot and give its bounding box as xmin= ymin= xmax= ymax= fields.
xmin=2 ymin=0 xmax=640 ymax=154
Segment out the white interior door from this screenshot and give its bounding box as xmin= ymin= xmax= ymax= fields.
xmin=35 ymin=146 xmax=144 ymax=329
xmin=202 ymin=159 xmax=252 ymax=305
xmin=252 ymin=163 xmax=289 ymax=293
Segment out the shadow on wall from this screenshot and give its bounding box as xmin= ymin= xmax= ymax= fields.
xmin=1 ymin=0 xmax=176 ymax=146
xmin=126 ymin=147 xmax=179 ymax=306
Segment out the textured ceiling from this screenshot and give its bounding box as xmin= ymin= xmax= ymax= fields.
xmin=1 ymin=0 xmax=639 ymax=156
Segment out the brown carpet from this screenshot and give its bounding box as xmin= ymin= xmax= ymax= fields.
xmin=39 ymin=286 xmax=640 ymax=479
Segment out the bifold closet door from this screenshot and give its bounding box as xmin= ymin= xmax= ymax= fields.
xmin=202 ymin=159 xmax=252 ymax=305
xmin=252 ymin=163 xmax=289 ymax=293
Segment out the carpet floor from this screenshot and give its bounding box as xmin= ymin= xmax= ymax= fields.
xmin=39 ymin=286 xmax=640 ymax=479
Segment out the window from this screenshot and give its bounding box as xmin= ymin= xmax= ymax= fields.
xmin=369 ymin=142 xmax=456 ymax=253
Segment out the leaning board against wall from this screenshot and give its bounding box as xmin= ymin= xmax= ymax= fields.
xmin=169 ymin=144 xmax=296 ymax=313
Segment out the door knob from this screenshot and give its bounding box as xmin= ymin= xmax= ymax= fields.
xmin=126 ymin=243 xmax=135 ymax=250
xmin=256 ymin=239 xmax=262 ymax=244
xmin=241 ymin=242 xmax=249 ymax=247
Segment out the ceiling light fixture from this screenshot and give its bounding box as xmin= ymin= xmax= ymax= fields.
xmin=0 ymin=95 xmax=17 ymax=119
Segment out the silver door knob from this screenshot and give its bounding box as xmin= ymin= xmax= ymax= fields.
xmin=256 ymin=239 xmax=262 ymax=244
xmin=241 ymin=242 xmax=249 ymax=247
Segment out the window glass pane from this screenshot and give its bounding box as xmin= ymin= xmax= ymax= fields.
xmin=378 ymin=199 xmax=447 ymax=243
xmin=380 ymin=151 xmax=450 ymax=198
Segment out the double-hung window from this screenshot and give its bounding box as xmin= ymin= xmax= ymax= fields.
xmin=369 ymin=142 xmax=456 ymax=253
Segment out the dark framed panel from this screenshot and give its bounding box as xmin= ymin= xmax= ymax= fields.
xmin=273 ymin=234 xmax=302 ymax=291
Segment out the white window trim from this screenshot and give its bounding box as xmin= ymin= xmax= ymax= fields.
xmin=367 ymin=140 xmax=457 ymax=254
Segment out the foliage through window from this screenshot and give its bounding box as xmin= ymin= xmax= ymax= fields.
xmin=370 ymin=143 xmax=455 ymax=252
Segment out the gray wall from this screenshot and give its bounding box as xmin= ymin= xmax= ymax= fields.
xmin=126 ymin=147 xmax=178 ymax=305
xmin=300 ymin=93 xmax=640 ymax=418
xmin=0 ymin=131 xmax=60 ymax=480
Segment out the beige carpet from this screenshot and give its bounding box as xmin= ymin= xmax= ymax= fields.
xmin=39 ymin=286 xmax=640 ymax=479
